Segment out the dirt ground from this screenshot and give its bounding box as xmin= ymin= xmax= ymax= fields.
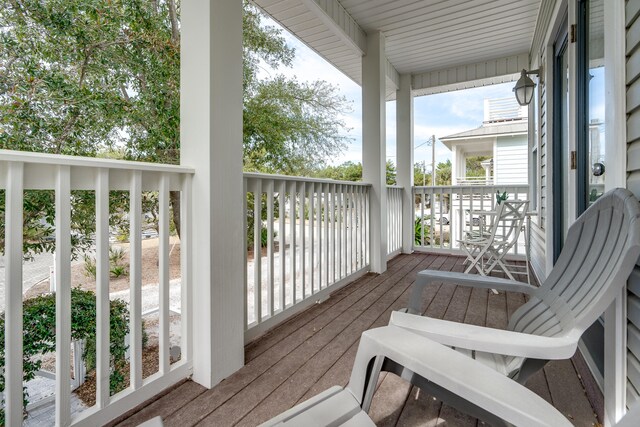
xmin=24 ymin=236 xmax=182 ymax=299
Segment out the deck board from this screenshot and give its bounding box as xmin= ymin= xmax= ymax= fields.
xmin=115 ymin=254 xmax=599 ymax=427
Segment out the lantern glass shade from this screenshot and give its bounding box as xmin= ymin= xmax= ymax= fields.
xmin=513 ymin=70 xmax=536 ymax=106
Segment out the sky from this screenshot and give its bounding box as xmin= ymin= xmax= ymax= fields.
xmin=258 ymin=16 xmax=517 ymax=171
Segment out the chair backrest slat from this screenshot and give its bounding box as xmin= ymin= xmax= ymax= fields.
xmin=509 ymin=189 xmax=640 ymax=338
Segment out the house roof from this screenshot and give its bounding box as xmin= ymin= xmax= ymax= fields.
xmin=253 ymin=0 xmax=544 ymax=98
xmin=439 ymin=120 xmax=528 ymax=149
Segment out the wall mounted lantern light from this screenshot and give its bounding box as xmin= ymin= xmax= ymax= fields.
xmin=513 ymin=68 xmax=542 ymax=106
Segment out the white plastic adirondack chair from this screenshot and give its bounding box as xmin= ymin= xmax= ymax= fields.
xmin=259 ymin=325 xmax=573 ymax=427
xmin=147 ymin=326 xmax=640 ymax=426
xmin=379 ymin=188 xmax=640 ymax=419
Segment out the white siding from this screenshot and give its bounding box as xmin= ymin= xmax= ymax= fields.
xmin=530 ymin=14 xmax=549 ymax=284
xmin=626 ymin=0 xmax=640 ymax=408
xmin=494 ymin=136 xmax=528 ymax=185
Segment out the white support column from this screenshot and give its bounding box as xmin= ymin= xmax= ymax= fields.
xmin=603 ymin=2 xmax=628 ymax=425
xmin=396 ymin=74 xmax=414 ymax=254
xmin=604 ymin=289 xmax=627 ymax=426
xmin=362 ymin=31 xmax=388 ymax=273
xmin=181 ymin=0 xmax=244 ymax=387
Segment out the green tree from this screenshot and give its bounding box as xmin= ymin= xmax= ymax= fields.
xmin=385 ymin=160 xmax=397 ymax=185
xmin=313 ymin=160 xmax=396 ymax=184
xmin=413 ymin=162 xmax=433 ymax=186
xmin=0 ymin=0 xmax=351 ymax=256
xmin=465 ymin=155 xmax=491 ymax=178
xmin=436 ymin=159 xmax=452 ymax=186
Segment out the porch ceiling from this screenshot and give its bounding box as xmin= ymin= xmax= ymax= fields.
xmin=253 ymin=0 xmax=542 ymax=97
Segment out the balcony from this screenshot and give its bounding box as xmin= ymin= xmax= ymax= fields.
xmin=0 ymin=151 xmax=598 ymax=426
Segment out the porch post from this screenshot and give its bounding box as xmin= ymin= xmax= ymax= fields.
xmin=362 ymin=31 xmax=388 ymax=273
xmin=396 ymin=74 xmax=414 ymax=254
xmin=181 ymin=0 xmax=244 ymax=387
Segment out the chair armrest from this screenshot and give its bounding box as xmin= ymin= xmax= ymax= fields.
xmin=389 ymin=311 xmax=577 ymax=359
xmin=408 ymin=270 xmax=537 ymax=313
xmin=348 ymin=326 xmax=572 ymax=427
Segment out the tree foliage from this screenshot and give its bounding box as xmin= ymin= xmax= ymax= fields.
xmin=0 ymin=0 xmax=352 ymax=256
xmin=465 ymin=155 xmax=491 ymax=178
xmin=313 ymin=160 xmax=396 ymax=185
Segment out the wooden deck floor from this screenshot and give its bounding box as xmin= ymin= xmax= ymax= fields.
xmin=114 ymin=253 xmax=599 ymax=427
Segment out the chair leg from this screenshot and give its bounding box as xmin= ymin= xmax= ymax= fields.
xmin=361 ymin=355 xmax=384 ymax=413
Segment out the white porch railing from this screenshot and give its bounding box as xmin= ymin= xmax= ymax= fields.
xmin=244 ymin=174 xmax=370 ymax=341
xmin=0 ymin=150 xmax=193 ymax=426
xmin=455 ymin=177 xmax=493 ymax=186
xmin=413 ymin=185 xmax=529 ymax=256
xmin=387 ymin=186 xmax=403 ymax=257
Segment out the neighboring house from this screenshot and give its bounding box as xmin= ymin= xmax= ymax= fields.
xmin=440 ymin=98 xmax=528 ymax=186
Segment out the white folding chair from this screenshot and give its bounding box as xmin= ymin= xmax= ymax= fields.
xmin=459 ymin=200 xmax=529 ymax=282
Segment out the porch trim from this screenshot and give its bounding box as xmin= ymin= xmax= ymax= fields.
xmin=299 ymin=0 xmax=367 ymax=55
xmin=411 ymin=53 xmax=528 ymax=96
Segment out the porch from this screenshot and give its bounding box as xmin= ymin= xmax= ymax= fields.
xmin=113 ymin=254 xmax=598 ymax=427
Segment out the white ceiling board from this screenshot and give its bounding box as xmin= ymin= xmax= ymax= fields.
xmin=253 ymin=0 xmax=543 ymax=92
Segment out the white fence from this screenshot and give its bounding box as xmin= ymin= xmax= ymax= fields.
xmin=0 ymin=150 xmax=193 ymax=426
xmin=386 ymin=186 xmax=403 ymax=257
xmin=243 ymin=174 xmax=370 ymax=341
xmin=413 ymin=185 xmax=530 ymax=255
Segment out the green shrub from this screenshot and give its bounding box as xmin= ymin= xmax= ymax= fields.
xmin=0 ymin=289 xmax=134 ymax=422
xmin=414 ymin=216 xmax=441 ymax=246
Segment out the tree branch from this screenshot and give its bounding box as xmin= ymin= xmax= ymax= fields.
xmin=167 ymin=0 xmax=180 ymax=44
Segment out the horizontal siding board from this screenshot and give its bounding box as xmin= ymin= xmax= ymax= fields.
xmin=631 ymin=383 xmax=640 ymax=408
xmin=629 ymin=352 xmax=640 ymax=402
xmin=630 ymin=141 xmax=640 ymax=173
xmin=631 ymin=268 xmax=640 ymax=296
xmin=630 ymin=323 xmax=640 ymax=360
xmin=628 ymin=54 xmax=640 ymax=87
xmin=628 ymin=78 xmax=640 ymax=113
xmin=630 ymin=294 xmax=640 ymax=330
xmin=629 ymin=0 xmax=640 ymax=27
xmin=628 ymin=110 xmax=640 ymax=143
xmin=628 ymin=14 xmax=640 ymax=56
xmin=495 ymin=138 xmax=528 ymax=185
xmin=627 ymin=171 xmax=640 ymax=198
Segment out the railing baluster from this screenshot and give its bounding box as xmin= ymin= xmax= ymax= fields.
xmin=5 ymin=161 xmax=23 ymax=426
xmin=365 ymin=187 xmax=370 ymax=265
xmin=346 ymin=185 xmax=352 ymax=275
xmin=331 ymin=184 xmax=336 ymax=284
xmin=180 ymin=174 xmax=193 ymax=365
xmin=159 ymin=174 xmax=170 ymax=374
xmin=337 ymin=185 xmax=342 ymax=279
xmin=290 ymin=181 xmax=296 ymax=306
xmin=96 ymin=168 xmax=110 ymax=409
xmin=358 ymin=186 xmax=363 ymax=267
xmin=323 ymin=183 xmax=329 ymax=289
xmin=300 ymin=182 xmax=306 ymax=299
xmin=129 ymin=171 xmax=143 ymax=389
xmin=55 ymin=165 xmax=72 ymax=426
xmin=317 ymin=183 xmax=323 ymax=290
xmin=279 ymin=181 xmax=286 ymax=311
xmin=243 ymin=177 xmax=249 ymax=328
xmin=309 ymin=183 xmax=315 ymax=294
xmin=266 ymin=180 xmax=275 ymax=315
xmin=253 ymin=180 xmax=262 ymax=322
